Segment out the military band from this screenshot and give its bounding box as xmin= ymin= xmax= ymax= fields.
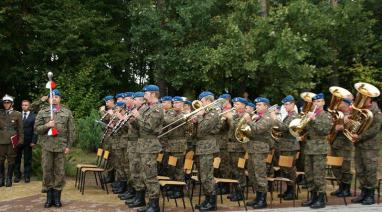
xmin=1 ymin=80 xmax=381 ymax=211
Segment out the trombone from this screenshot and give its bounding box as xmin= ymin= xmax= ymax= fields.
xmin=158 ymin=98 xmax=225 ymax=138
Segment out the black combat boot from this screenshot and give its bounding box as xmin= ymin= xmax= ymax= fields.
xmin=141 ymin=198 xmax=160 ymax=212
xmin=229 ymin=187 xmax=244 ymax=202
xmin=200 ymin=194 xmax=217 ymax=211
xmin=5 ymin=164 xmax=14 ymax=187
xmin=362 ymin=188 xmax=375 ymax=205
xmin=351 ymin=187 xmax=366 ymax=203
xmin=283 ymin=185 xmax=296 ymax=200
xmin=119 ymin=186 xmax=136 ymax=200
xmin=0 ymin=164 xmax=4 ymax=187
xmin=44 ymin=188 xmax=54 ymax=208
xmin=127 ymin=190 xmax=146 ymax=208
xmin=246 ymin=191 xmax=261 ymax=207
xmin=114 ymin=181 xmax=127 ymax=194
xmin=338 ymin=183 xmax=351 ymax=197
xmin=105 ymin=170 xmax=115 ymax=184
xmin=253 ymin=192 xmax=267 ymax=209
xmin=112 ymin=181 xmax=121 ymax=193
xmin=302 ymin=191 xmax=317 ymax=207
xmin=195 ymin=195 xmax=210 ymax=209
xmin=53 ymin=189 xmax=62 ymax=208
xmin=310 ymin=192 xmax=326 ymax=209
xmin=330 ymin=182 xmax=343 ymax=196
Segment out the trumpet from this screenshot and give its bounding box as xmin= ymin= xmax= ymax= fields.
xmin=111 ymin=103 xmax=145 ymax=135
xmin=158 ymin=98 xmax=225 ymax=138
xmin=100 ymin=113 xmax=119 ymax=145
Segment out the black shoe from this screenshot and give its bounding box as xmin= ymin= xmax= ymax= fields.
xmin=41 ymin=188 xmax=48 ymax=193
xmin=119 ymin=187 xmax=136 ymax=200
xmin=5 ymin=164 xmax=14 ymax=187
xmin=142 ymin=198 xmax=160 ymax=212
xmin=229 ymin=191 xmax=244 ymax=202
xmin=362 ymin=188 xmax=375 ymax=205
xmin=331 ymin=182 xmax=343 ymax=196
xmin=13 ymin=175 xmax=21 ymax=183
xmin=195 ymin=195 xmax=210 ymax=209
xmin=169 ymin=187 xmax=183 ymax=199
xmin=310 ymin=192 xmax=326 ymax=209
xmin=24 ymin=177 xmax=31 ymax=183
xmin=253 ymin=192 xmax=267 ymax=209
xmin=44 ymin=189 xmax=54 ymax=208
xmin=53 ymin=189 xmax=62 ymax=208
xmin=302 ymin=191 xmax=317 ymax=207
xmin=337 ymin=183 xmax=351 ymax=197
xmin=200 ymin=194 xmax=217 ymax=211
xmin=0 ymin=164 xmax=4 ymax=187
xmin=351 ymin=188 xmax=366 ymax=203
xmin=283 ymin=191 xmax=296 ymax=200
xmin=246 ymin=191 xmax=260 ymax=207
xmin=127 ymin=190 xmax=146 ymax=208
xmin=113 ymin=181 xmax=127 ymax=194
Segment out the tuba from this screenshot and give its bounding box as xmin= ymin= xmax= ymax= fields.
xmin=343 ymin=82 xmax=380 ymax=143
xmin=326 ymin=86 xmax=353 ymax=144
xmin=289 ymin=92 xmax=316 ymax=139
xmin=235 ymin=117 xmax=251 ymax=143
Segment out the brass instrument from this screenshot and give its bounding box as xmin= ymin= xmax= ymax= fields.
xmin=343 ymin=82 xmax=380 ymax=143
xmin=289 ymin=92 xmax=316 ymax=139
xmin=235 ymin=117 xmax=251 ymax=143
xmin=270 ymin=104 xmax=283 ymax=141
xmin=219 ymin=108 xmax=235 ymax=116
xmin=158 ymin=98 xmax=225 ymax=138
xmin=100 ymin=112 xmax=119 ymax=145
xmin=326 ymin=86 xmax=353 ymax=144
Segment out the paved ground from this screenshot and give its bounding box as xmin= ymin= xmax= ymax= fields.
xmin=0 ymin=178 xmax=380 ymax=212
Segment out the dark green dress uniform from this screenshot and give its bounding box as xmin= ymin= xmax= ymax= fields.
xmin=0 ymin=109 xmax=23 ymax=187
xmin=352 ymin=102 xmax=382 ymax=205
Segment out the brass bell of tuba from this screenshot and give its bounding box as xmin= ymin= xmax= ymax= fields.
xmin=326 ymin=86 xmax=353 ymax=144
xmin=235 ymin=117 xmax=251 ymax=143
xmin=288 ymin=92 xmax=316 ymax=139
xmin=343 ymin=82 xmax=380 ymax=143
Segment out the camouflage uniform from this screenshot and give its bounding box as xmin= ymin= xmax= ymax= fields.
xmin=216 ymin=114 xmax=230 ymax=179
xmin=277 ymin=111 xmax=300 ymax=186
xmin=354 ymin=103 xmax=382 ymax=190
xmin=132 ymin=103 xmax=164 ymax=198
xmin=247 ymin=112 xmax=275 ymax=193
xmin=34 ymin=105 xmax=75 ymax=190
xmin=304 ymin=110 xmax=332 ymax=193
xmin=195 ymin=108 xmax=220 ymax=195
xmin=163 ymin=109 xmax=187 ymax=181
xmin=126 ymin=121 xmax=144 ymax=191
xmin=110 ymin=124 xmax=129 ymax=182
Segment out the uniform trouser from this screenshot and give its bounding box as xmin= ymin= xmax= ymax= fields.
xmin=218 ymin=149 xmax=230 ymax=178
xmin=331 ymin=147 xmax=352 ymax=184
xmin=140 ymin=153 xmax=160 ymax=198
xmin=0 ymin=144 xmax=16 ymax=165
xmin=247 ymin=152 xmax=268 ymax=193
xmin=197 ymin=154 xmax=215 ymax=195
xmin=280 ymin=151 xmax=297 ymax=187
xmin=14 ymin=143 xmax=33 ymax=178
xmin=164 ymin=152 xmax=184 ymax=181
xmin=128 ymin=151 xmax=145 ymax=191
xmin=296 ymin=142 xmax=305 ymax=172
xmin=228 ymin=152 xmax=246 ymax=188
xmin=355 ymin=148 xmax=378 ymax=189
xmin=42 ymin=150 xmax=65 ymax=190
xmin=113 ymin=147 xmax=128 ymax=181
xmin=305 ymin=154 xmax=326 ymax=192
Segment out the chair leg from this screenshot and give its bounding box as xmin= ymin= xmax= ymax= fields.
xmin=198 ymin=182 xmax=202 ymax=205
xmin=219 ymin=183 xmax=223 ymax=204
xmin=103 ymin=173 xmax=109 ymax=194
xmin=293 ymin=182 xmax=296 ymax=207
xmin=82 ymin=172 xmax=87 ymax=195
xmin=98 ymin=172 xmax=105 ymax=190
xmin=174 ymin=197 xmax=178 ymax=207
xmin=75 ymin=168 xmax=79 ymax=187
xmin=354 ymin=175 xmax=357 ymax=196
xmin=161 ymin=188 xmax=166 ymax=212
xmin=181 ymin=188 xmax=186 ymax=209
xmin=94 ymin=172 xmax=98 ymax=187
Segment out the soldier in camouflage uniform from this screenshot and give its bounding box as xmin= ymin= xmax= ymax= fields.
xmin=124 ymin=92 xmax=147 ymax=207
xmin=34 ymin=89 xmax=75 ymax=208
xmin=301 ymin=93 xmax=332 ymax=209
xmin=162 ymin=96 xmax=188 ymax=198
xmin=330 ymin=98 xmax=353 ymax=198
xmin=223 ymin=97 xmax=248 ymax=202
xmin=351 ymin=100 xmax=382 ymax=205
xmin=243 ymin=97 xmax=275 ymax=209
xmin=193 ymin=91 xmax=220 ymax=211
xmin=158 ymin=96 xmax=172 ymax=176
xmin=0 ymin=94 xmax=23 ymax=187
xmin=274 ymin=95 xmax=300 ymax=200
xmin=130 ymin=85 xmax=164 ymax=212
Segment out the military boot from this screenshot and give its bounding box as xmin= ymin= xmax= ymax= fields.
xmin=310 ymin=192 xmax=326 ymax=209
xmin=330 ymin=182 xmax=343 ymax=196
xmin=338 ymin=183 xmax=351 ymax=197
xmin=119 ymin=186 xmax=136 ymax=200
xmin=351 ymin=188 xmax=366 ymax=203
xmin=44 ymin=189 xmax=54 ymax=208
xmin=195 ymin=195 xmax=210 ymax=209
xmin=246 ymin=191 xmax=261 ymax=207
xmin=142 ymin=198 xmax=160 ymax=212
xmin=283 ymin=185 xmax=296 ymax=200
xmin=53 ymin=189 xmax=62 ymax=208
xmin=127 ymin=190 xmax=146 ymax=208
xmin=5 ymin=164 xmax=14 ymax=187
xmin=302 ymin=191 xmax=317 ymax=207
xmin=114 ymin=181 xmax=127 ymax=194
xmin=362 ymin=188 xmax=375 ymax=205
xmin=253 ymin=192 xmax=267 ymax=209
xmin=200 ymin=194 xmax=217 ymax=211
xmin=105 ymin=170 xmax=115 ymax=184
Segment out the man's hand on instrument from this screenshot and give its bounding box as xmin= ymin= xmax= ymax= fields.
xmin=45 ymin=120 xmax=55 ymax=128
xmin=335 ymin=124 xmax=344 ymax=132
xmin=243 ymin=113 xmax=251 ymax=123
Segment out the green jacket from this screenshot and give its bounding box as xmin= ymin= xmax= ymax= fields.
xmin=304 ymin=110 xmax=332 ymax=155
xmin=277 ymin=111 xmax=300 ymax=152
xmin=355 ymin=103 xmax=382 ymax=150
xmin=226 ymin=111 xmax=246 ymax=153
xmin=163 ymin=109 xmax=187 ymax=153
xmin=195 ymin=108 xmax=220 ymax=155
xmin=0 ymin=109 xmax=24 ymax=145
xmin=34 ymin=105 xmax=75 ymax=152
xmin=247 ymin=112 xmax=275 ymax=154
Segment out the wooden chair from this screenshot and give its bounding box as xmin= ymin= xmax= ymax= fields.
xmin=159 ymin=158 xmax=195 ymax=212
xmin=157 ymin=153 xmax=171 ymax=180
xmin=267 ymin=155 xmax=296 ymax=208
xmin=377 ymin=174 xmax=382 ymax=204
xmin=325 ymin=156 xmax=347 ymax=206
xmin=75 ymin=148 xmax=104 ymax=188
xmin=79 ymin=150 xmax=111 ymax=195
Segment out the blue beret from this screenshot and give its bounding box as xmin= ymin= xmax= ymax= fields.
xmin=143 ymin=84 xmax=159 ymax=92
xmin=160 ymin=96 xmax=172 ymax=102
xmin=198 ymin=91 xmax=214 ymax=100
xmin=172 ymin=96 xmax=185 ymax=102
xmin=103 ymin=95 xmax=114 ymax=101
xmin=232 ymin=97 xmax=247 ymax=105
xmin=219 ymin=93 xmax=231 ymax=100
xmin=185 ymin=100 xmax=192 ymax=105
xmin=115 ymin=93 xmax=125 ymax=98
xmin=115 ymin=101 xmax=125 ymax=107
xmin=48 ymin=89 xmax=61 ymax=97
xmin=255 ymin=97 xmax=270 ymax=104
xmin=124 ymin=92 xmax=134 ymax=97
xmin=342 ymin=98 xmax=352 ymax=105
xmin=246 ymin=102 xmax=256 ymax=108
xmin=281 ymin=95 xmax=295 ymax=104
xmin=312 ymin=93 xmax=324 ymax=100
xmin=133 ymin=92 xmax=144 ymax=98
